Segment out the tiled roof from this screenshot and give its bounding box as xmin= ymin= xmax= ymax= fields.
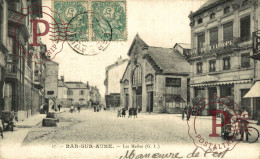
xmin=192 ymin=0 xmax=226 ymax=16
xmin=65 ymin=82 xmax=88 ymax=89
xmin=146 ymin=47 xmax=189 ymax=74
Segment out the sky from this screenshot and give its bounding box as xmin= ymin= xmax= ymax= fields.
xmin=42 ymin=0 xmax=207 ymax=97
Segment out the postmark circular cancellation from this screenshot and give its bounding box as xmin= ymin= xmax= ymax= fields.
xmin=8 ymin=5 xmax=67 ymax=63
xmin=187 ymin=95 xmax=249 ymax=154
xmin=53 ymin=0 xmax=127 ymax=56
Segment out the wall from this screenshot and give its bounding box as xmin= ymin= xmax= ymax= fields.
xmin=107 ymin=61 xmax=128 ymax=94
xmin=45 ymin=61 xmax=58 ymax=98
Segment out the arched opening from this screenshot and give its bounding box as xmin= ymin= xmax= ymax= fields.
xmin=132 ymin=66 xmax=142 ymax=110
xmin=146 ymin=74 xmax=154 ymax=113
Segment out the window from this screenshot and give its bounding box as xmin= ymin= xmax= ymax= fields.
xmin=241 ymin=53 xmax=250 ymax=68
xmin=47 ymin=91 xmax=54 ymax=95
xmin=198 ymin=18 xmax=203 ymax=24
xmin=223 ymin=22 xmax=233 ymax=42
xmin=209 ymin=60 xmax=216 ymax=72
xmin=80 ymin=90 xmax=84 ymax=95
xmin=210 ymin=13 xmax=215 ymax=19
xmin=242 ymin=0 xmax=249 ymax=6
xmin=68 ymin=90 xmax=73 ymax=95
xmin=197 ymin=33 xmax=205 ymax=54
xmin=224 ymin=7 xmax=230 ymax=14
xmin=165 ymin=78 xmax=181 ymax=87
xmin=223 ymin=56 xmax=231 ymax=70
xmin=210 ymin=28 xmax=218 ymax=46
xmin=132 ymin=66 xmax=142 ymax=86
xmin=240 ymin=16 xmax=250 ymax=42
xmin=196 ymin=62 xmax=203 ymax=74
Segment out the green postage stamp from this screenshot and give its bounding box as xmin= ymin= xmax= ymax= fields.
xmin=53 ymin=0 xmax=127 ymax=41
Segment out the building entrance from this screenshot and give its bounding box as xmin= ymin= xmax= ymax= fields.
xmin=208 ymin=87 xmax=217 ymax=113
xmin=147 ymin=92 xmax=153 ymax=112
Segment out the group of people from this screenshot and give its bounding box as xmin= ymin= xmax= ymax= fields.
xmin=94 ymin=105 xmax=101 ymax=112
xmin=221 ymin=106 xmax=250 ymax=142
xmin=117 ymin=107 xmax=138 ymax=118
xmin=70 ymin=105 xmax=81 ymax=113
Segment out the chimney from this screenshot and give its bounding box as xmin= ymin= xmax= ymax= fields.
xmin=61 ymin=76 xmax=64 ymax=82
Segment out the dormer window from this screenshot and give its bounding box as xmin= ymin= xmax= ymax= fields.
xmin=210 ymin=13 xmax=215 ymax=19
xmin=198 ymin=18 xmax=203 ymax=24
xmin=242 ymin=0 xmax=249 ymax=6
xmin=224 ymin=6 xmax=230 ymax=14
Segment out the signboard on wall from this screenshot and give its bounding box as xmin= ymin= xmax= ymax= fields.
xmin=166 ymin=78 xmax=181 ymax=87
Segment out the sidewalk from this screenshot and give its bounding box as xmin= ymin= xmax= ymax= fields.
xmin=0 ymin=109 xmax=66 ymax=146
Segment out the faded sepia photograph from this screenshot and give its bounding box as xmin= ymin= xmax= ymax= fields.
xmin=0 ymin=0 xmax=260 ymax=158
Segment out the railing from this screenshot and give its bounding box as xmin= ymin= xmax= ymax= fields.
xmin=5 ymin=63 xmax=18 ymax=79
xmin=187 ymin=38 xmax=243 ymax=57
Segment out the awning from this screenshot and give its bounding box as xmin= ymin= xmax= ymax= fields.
xmin=191 ymin=80 xmax=251 ymax=87
xmin=244 ymin=81 xmax=260 ymax=98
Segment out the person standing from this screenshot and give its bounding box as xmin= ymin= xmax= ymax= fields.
xmin=58 ymin=104 xmax=62 ymax=112
xmin=77 ymin=105 xmax=81 ymax=113
xmin=240 ymin=107 xmax=249 ymax=142
xmin=182 ymin=108 xmax=185 ymax=120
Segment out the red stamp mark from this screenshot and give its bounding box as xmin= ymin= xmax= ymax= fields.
xmin=187 ymin=95 xmax=255 ymax=153
xmin=8 ymin=5 xmax=70 ymax=63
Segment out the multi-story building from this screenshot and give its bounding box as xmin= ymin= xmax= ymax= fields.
xmin=44 ymin=60 xmax=59 ymax=111
xmin=90 ymin=86 xmax=101 ymax=106
xmin=2 ymin=0 xmax=44 ymax=120
xmin=120 ymin=34 xmax=190 ymax=113
xmin=57 ymin=76 xmax=69 ymax=107
xmin=188 ymin=0 xmax=259 ymax=116
xmin=0 ymin=0 xmax=8 ymax=112
xmin=104 ymin=56 xmax=128 ymax=108
xmin=66 ymin=81 xmax=90 ymax=107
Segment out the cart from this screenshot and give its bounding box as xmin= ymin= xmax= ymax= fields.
xmin=0 ymin=111 xmax=15 ymax=131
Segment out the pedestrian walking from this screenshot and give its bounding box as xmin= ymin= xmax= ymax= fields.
xmin=240 ymin=106 xmax=249 ymax=142
xmin=70 ymin=105 xmax=74 ymax=113
xmin=133 ymin=108 xmax=137 ymax=118
xmin=58 ymin=104 xmax=62 ymax=112
xmin=128 ymin=108 xmax=133 ymax=118
xmin=182 ymin=108 xmax=185 ymax=120
xmin=77 ymin=105 xmax=81 ymax=113
xmin=121 ymin=108 xmax=126 ymax=117
xmin=186 ymin=104 xmax=191 ymax=120
xmin=117 ymin=107 xmax=122 ymax=117
xmin=94 ymin=105 xmax=96 ymax=112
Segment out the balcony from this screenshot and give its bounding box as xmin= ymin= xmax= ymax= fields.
xmin=8 ymin=9 xmax=29 ymax=40
xmin=34 ymin=75 xmax=44 ymax=89
xmin=187 ymin=38 xmax=243 ymax=59
xmin=5 ymin=63 xmax=18 ymax=79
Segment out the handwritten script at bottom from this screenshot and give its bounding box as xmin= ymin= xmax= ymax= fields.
xmin=119 ymin=147 xmax=229 ymax=159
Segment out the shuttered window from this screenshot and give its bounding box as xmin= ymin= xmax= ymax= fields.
xmin=210 ymin=28 xmax=218 ymax=45
xmin=223 ymin=22 xmax=233 ymax=42
xmin=240 ymin=16 xmax=250 ymax=42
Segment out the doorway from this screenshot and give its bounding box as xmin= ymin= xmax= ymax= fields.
xmin=208 ymin=87 xmax=217 ymax=112
xmin=147 ymin=92 xmax=153 ymax=112
xmin=125 ymin=94 xmax=129 ymax=109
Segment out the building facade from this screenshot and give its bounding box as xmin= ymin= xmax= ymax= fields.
xmin=66 ymin=82 xmax=90 ymax=107
xmin=90 ymin=86 xmax=101 ymax=106
xmin=104 ymin=56 xmax=128 ymax=107
xmin=44 ymin=60 xmax=59 ymax=111
xmin=188 ymin=0 xmax=259 ymax=116
xmin=120 ymin=34 xmax=189 ymax=113
xmin=1 ymin=0 xmax=45 ymax=121
xmin=57 ymin=76 xmax=69 ymax=107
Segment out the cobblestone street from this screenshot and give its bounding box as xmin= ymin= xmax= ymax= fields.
xmin=1 ymin=109 xmax=260 ymax=159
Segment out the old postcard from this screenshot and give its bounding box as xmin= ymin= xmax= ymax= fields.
xmin=0 ymin=0 xmax=260 ymax=158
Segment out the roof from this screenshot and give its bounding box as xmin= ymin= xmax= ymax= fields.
xmin=127 ymin=34 xmax=149 ymax=56
xmin=58 ymin=80 xmax=66 ymax=87
xmin=65 ymin=82 xmax=89 ymax=89
xmin=146 ymin=47 xmax=190 ymax=74
xmin=106 ymin=58 xmax=129 ymax=71
xmin=191 ymin=0 xmax=227 ymax=17
xmin=174 ymin=43 xmax=191 ymax=50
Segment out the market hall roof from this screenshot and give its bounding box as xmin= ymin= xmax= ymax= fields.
xmin=127 ymin=34 xmax=190 ymax=75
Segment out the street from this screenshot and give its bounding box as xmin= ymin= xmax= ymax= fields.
xmin=1 ymin=109 xmax=260 ymax=159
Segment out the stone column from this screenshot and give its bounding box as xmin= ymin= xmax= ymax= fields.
xmin=190 ymin=87 xmax=195 ymax=105
xmin=216 ymin=86 xmax=221 ymax=110
xmin=204 ymin=87 xmax=209 ymax=115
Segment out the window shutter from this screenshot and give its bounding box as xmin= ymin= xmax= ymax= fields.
xmin=223 ymin=22 xmax=233 ymax=41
